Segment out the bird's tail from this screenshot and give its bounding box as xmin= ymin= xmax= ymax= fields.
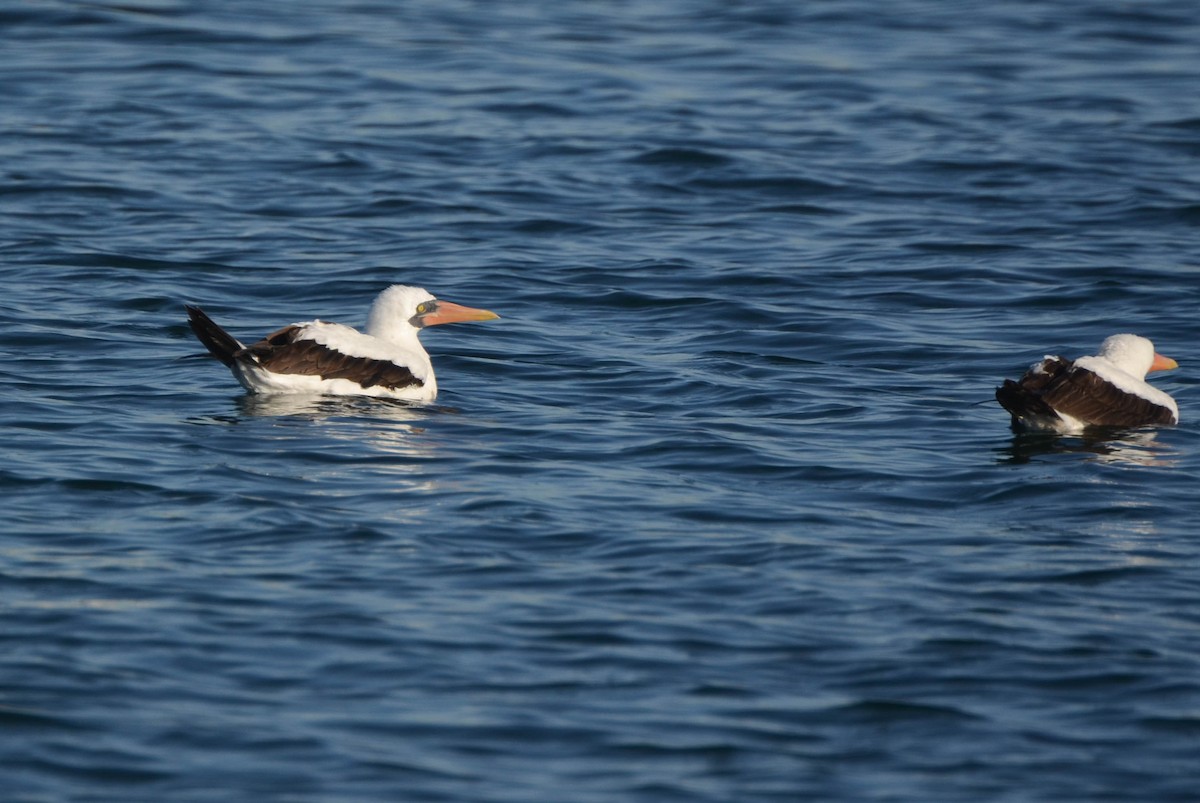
xmin=186 ymin=305 xmax=244 ymax=367
xmin=995 ymin=379 xmax=1058 ymax=423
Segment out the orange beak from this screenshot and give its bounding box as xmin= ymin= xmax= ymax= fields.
xmin=421 ymin=300 xmax=500 ymax=327
xmin=1150 ymin=352 xmax=1178 ymax=372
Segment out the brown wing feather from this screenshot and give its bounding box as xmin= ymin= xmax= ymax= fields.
xmin=239 ymin=326 xmax=423 ymax=391
xmin=1040 ymin=367 xmax=1175 ymax=427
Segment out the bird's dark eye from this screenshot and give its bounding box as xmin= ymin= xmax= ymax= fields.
xmin=416 ymin=302 xmax=432 ymax=315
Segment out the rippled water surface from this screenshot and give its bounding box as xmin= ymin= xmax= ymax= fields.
xmin=3 ymin=1 xmax=1200 ymax=800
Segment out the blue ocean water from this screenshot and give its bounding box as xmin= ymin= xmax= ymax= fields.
xmin=2 ymin=1 xmax=1200 ymax=800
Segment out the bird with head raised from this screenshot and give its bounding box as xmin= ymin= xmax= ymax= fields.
xmin=996 ymin=333 xmax=1178 ymax=432
xmin=186 ymin=284 xmax=499 ymax=402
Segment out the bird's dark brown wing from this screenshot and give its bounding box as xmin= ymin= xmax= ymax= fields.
xmin=1039 ymin=367 xmax=1176 ymax=427
xmin=240 ymin=325 xmax=423 ymax=391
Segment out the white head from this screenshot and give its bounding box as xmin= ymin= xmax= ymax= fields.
xmin=367 ymin=285 xmax=437 ymax=341
xmin=1096 ymin=334 xmax=1177 ymax=379
xmin=366 ymin=284 xmax=499 ymax=343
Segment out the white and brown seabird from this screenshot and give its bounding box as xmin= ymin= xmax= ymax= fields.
xmin=996 ymin=333 xmax=1179 ymax=432
xmin=186 ymin=285 xmax=498 ymax=402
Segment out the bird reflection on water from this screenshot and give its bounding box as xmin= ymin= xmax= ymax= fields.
xmin=998 ymin=428 xmax=1178 ymax=468
xmin=236 ymin=393 xmax=431 ymax=422
xmin=225 ymin=394 xmax=451 ymax=493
